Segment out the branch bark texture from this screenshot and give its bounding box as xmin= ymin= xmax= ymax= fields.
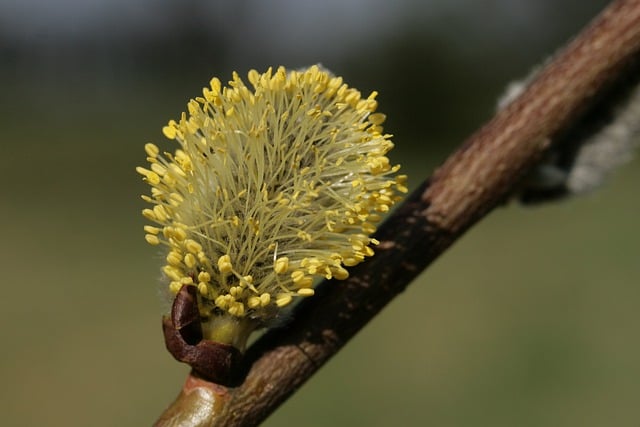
xmin=155 ymin=1 xmax=640 ymax=425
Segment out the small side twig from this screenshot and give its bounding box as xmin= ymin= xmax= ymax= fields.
xmin=155 ymin=1 xmax=640 ymax=426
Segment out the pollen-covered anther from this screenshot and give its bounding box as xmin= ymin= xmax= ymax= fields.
xmin=145 ymin=234 xmax=160 ymax=245
xmin=144 ymin=142 xmax=160 ymax=158
xmin=142 ymin=208 xmax=156 ymax=221
xmin=302 ymin=257 xmax=324 ymax=275
xmin=197 ymin=282 xmax=209 ymax=296
xmin=367 ymin=156 xmax=391 ymax=175
xmin=198 ymin=271 xmax=211 ymax=283
xmin=162 ymin=123 xmax=177 ymax=139
xmin=368 ymin=214 xmax=382 ymax=223
xmin=162 ymin=226 xmax=173 ymax=239
xmin=168 ymin=192 xmax=183 ymax=207
xmin=241 ymin=275 xmax=255 ymax=288
xmin=297 ymin=288 xmax=315 ymax=297
xmin=184 ymin=239 xmax=203 ymax=254
xmin=150 ymin=162 xmax=167 ymax=177
xmin=169 ymin=281 xmax=182 ymax=294
xmin=144 ymin=225 xmax=161 ymax=235
xmin=331 ymin=266 xmax=349 ymax=280
xmin=291 ymin=270 xmax=313 ymax=288
xmin=361 ymin=222 xmax=377 ymax=234
xmin=297 ymin=231 xmax=313 ymax=241
xmin=276 ymin=293 xmax=293 ymax=308
xmin=395 ymin=175 xmax=409 ymax=193
xmin=229 ymin=286 xmax=243 ymax=298
xmin=247 ymin=296 xmax=261 ymax=309
xmin=163 ymin=265 xmax=184 ymax=282
xmin=368 ymin=113 xmax=386 ymax=125
xmin=342 ymin=253 xmax=365 ymax=267
xmin=259 ymin=293 xmax=270 ymax=306
xmin=274 ymin=257 xmax=289 ymax=274
xmin=228 ymin=302 xmax=245 ymax=317
xmin=214 ymin=295 xmax=228 ymax=309
xmin=184 ymin=253 xmax=197 ymax=268
xmin=136 ymin=166 xmax=161 ymax=185
xmin=166 ymin=250 xmax=183 ymax=267
xmin=152 ymin=204 xmax=169 ymax=222
xmin=217 ymin=255 xmax=233 ymax=274
xmin=290 ymin=270 xmax=304 ymax=283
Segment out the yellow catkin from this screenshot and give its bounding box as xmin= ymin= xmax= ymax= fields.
xmin=138 ymin=65 xmax=406 ymax=329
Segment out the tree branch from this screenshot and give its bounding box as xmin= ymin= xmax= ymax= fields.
xmin=155 ymin=1 xmax=640 ymax=425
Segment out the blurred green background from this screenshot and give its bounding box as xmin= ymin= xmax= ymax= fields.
xmin=1 ymin=0 xmax=638 ymax=426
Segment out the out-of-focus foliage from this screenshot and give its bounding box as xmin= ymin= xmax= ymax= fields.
xmin=1 ymin=1 xmax=638 ymax=426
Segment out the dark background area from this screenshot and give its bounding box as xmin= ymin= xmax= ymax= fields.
xmin=1 ymin=1 xmax=638 ymax=426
